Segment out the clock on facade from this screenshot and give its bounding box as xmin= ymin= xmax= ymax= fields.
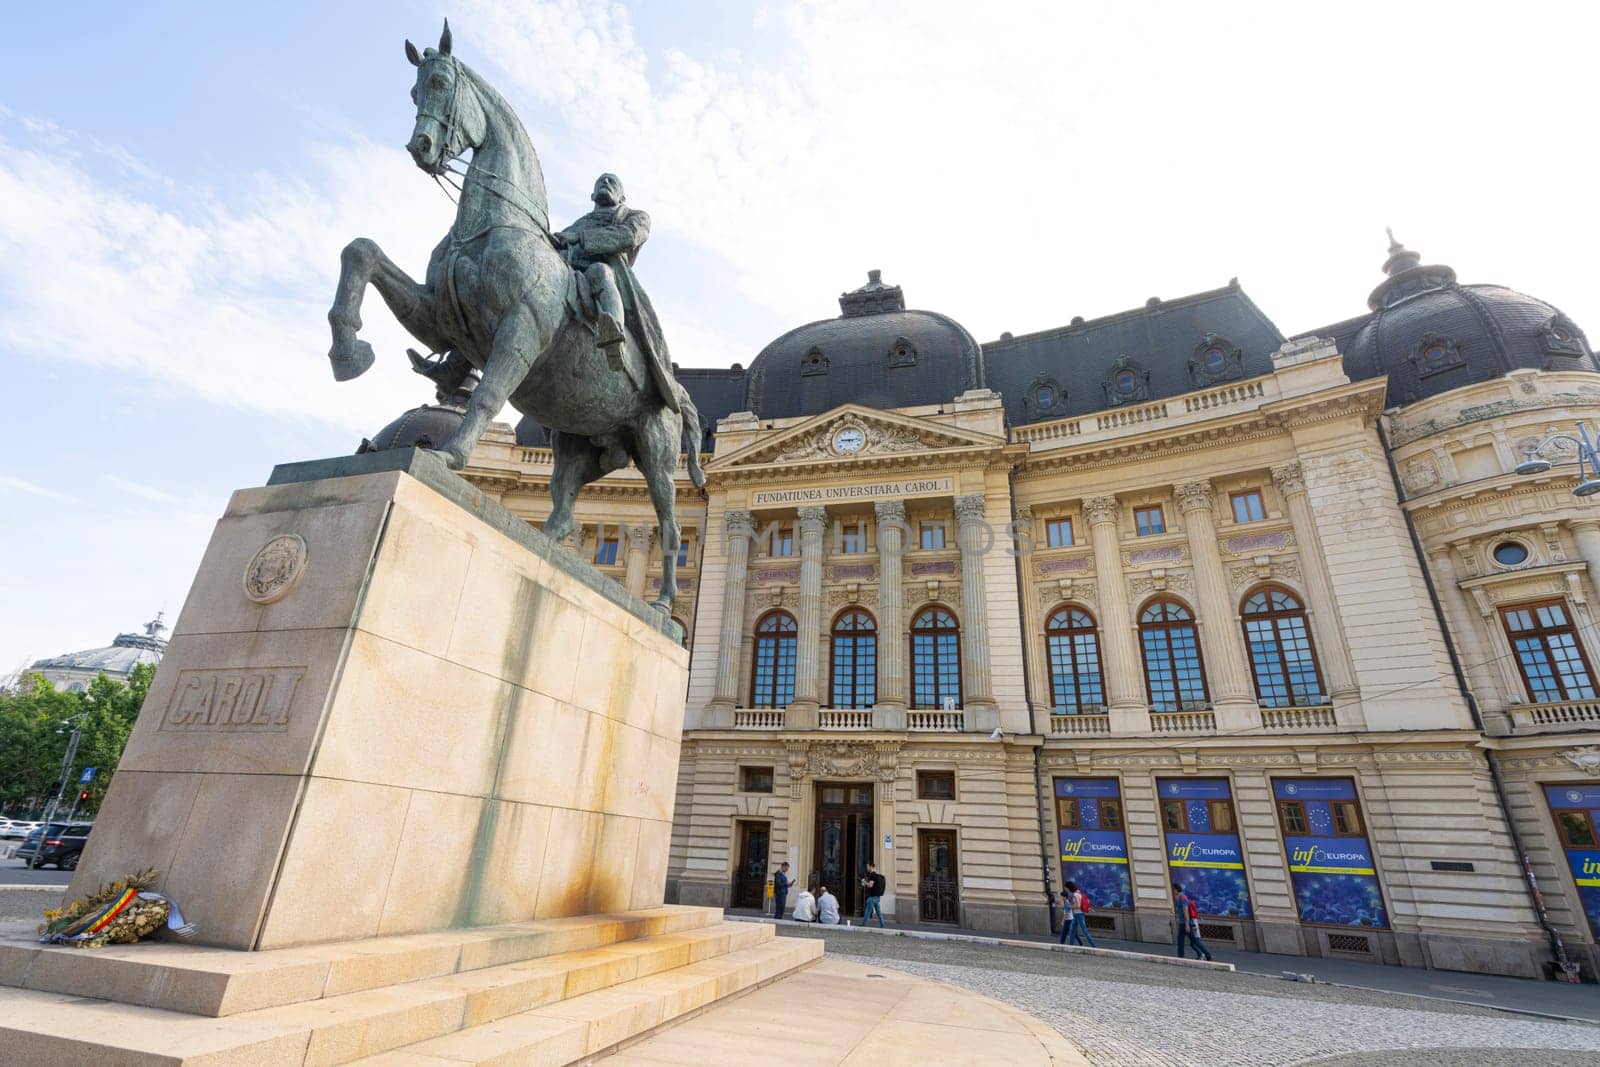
xmin=833 ymin=427 xmax=866 ymax=454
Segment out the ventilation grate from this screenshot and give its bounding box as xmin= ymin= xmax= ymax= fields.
xmin=1086 ymin=915 xmax=1116 ymax=932
xmin=1198 ymin=923 xmax=1236 ymax=942
xmin=1327 ymin=933 xmax=1373 ymax=954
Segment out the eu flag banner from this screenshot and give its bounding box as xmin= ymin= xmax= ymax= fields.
xmin=1054 ymin=777 xmax=1132 ymax=910
xmin=1157 ymin=778 xmax=1252 ymax=919
xmin=1544 ymin=783 xmax=1600 ymax=939
xmin=1274 ymin=777 xmax=1388 ymax=928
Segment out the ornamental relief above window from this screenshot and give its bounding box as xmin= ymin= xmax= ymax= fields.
xmin=1227 ymin=558 xmax=1303 ymax=591
xmin=1127 ymin=569 xmax=1194 ymax=601
xmin=772 ymin=418 xmax=928 ymax=462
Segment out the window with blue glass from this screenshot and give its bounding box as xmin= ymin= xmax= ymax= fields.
xmin=829 ymin=609 xmax=877 ymax=709
xmin=1046 ymin=607 xmax=1103 ymax=715
xmin=676 ymin=540 xmax=690 ymax=567
xmin=920 ymin=522 xmax=946 ymax=550
xmin=911 ymin=607 xmax=962 ymax=709
xmin=1134 ymin=506 xmax=1165 ymax=537
xmin=1230 ymin=489 xmax=1265 ymax=524
xmin=769 ymin=524 xmax=794 ymax=557
xmin=594 ymin=534 xmax=620 ymax=565
xmin=839 ymin=523 xmax=867 ymax=554
xmin=1046 ymin=518 xmax=1074 ymax=548
xmin=1501 ymin=600 xmax=1597 ymax=702
xmin=750 ymin=611 xmax=798 ymax=708
xmin=1139 ymin=599 xmax=1209 ymax=711
xmin=1242 ymin=587 xmax=1325 ymax=707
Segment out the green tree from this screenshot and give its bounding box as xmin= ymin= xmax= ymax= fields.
xmin=0 ymin=665 xmax=152 ymax=818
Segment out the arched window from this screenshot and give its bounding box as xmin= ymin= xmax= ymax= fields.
xmin=1046 ymin=606 xmax=1103 ymax=715
xmin=830 ymin=609 xmax=877 ymax=709
xmin=1241 ymin=587 xmax=1325 ymax=707
xmin=1501 ymin=600 xmax=1597 ymax=703
xmin=1138 ymin=599 xmax=1209 ymax=711
xmin=910 ymin=607 xmax=962 ymax=709
xmin=750 ymin=611 xmax=797 ymax=708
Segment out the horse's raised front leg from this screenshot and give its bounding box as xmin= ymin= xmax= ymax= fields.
xmin=433 ymin=304 xmax=538 ymax=469
xmin=327 ymin=237 xmax=447 ymax=381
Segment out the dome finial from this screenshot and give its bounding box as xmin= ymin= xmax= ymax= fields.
xmin=1381 ymin=227 xmax=1422 ymax=277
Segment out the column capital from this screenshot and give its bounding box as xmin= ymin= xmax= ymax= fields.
xmin=1174 ymin=480 xmax=1215 ymax=514
xmin=954 ymin=493 xmax=986 ymax=525
xmin=724 ymin=509 xmax=756 ymax=539
xmin=1270 ymin=461 xmax=1307 ymax=496
xmin=797 ymin=505 xmax=829 ymax=531
xmin=1568 ymin=517 xmax=1600 ymax=534
xmin=875 ymin=499 xmax=907 ymax=524
xmin=1084 ymin=496 xmax=1120 ymax=527
xmin=1014 ymin=503 xmax=1034 ymax=521
xmin=625 ymin=522 xmax=652 ymax=546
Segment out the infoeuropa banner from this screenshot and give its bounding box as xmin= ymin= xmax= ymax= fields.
xmin=1273 ymin=778 xmax=1389 ymax=929
xmin=1543 ymin=783 xmax=1600 ymax=939
xmin=1157 ymin=777 xmax=1252 ymax=918
xmin=1054 ymin=778 xmax=1132 ymax=910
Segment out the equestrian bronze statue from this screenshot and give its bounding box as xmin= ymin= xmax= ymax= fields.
xmin=326 ymin=20 xmax=704 ymax=612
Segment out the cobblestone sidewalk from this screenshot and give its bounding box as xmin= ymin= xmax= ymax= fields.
xmin=784 ymin=929 xmax=1600 ymax=1066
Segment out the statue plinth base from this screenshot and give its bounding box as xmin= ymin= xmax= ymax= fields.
xmin=0 ymin=449 xmax=821 ymax=1062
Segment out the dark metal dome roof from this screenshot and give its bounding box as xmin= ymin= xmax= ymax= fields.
xmin=1339 ymin=234 xmax=1595 ymax=406
xmin=742 ymin=271 xmax=984 ymax=418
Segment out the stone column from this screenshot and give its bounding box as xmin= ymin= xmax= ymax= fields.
xmin=1568 ymin=519 xmax=1600 ymax=605
xmin=1174 ymin=481 xmax=1258 ymax=730
xmin=710 ymin=509 xmax=756 ymax=712
xmin=955 ymin=494 xmax=997 ymax=720
xmin=1428 ymin=546 xmax=1513 ymax=734
xmin=1271 ymin=462 xmax=1361 ymax=725
xmin=790 ymin=505 xmax=827 ymax=726
xmin=874 ymin=500 xmax=909 ymax=728
xmin=623 ymin=522 xmax=651 ymax=600
xmin=1085 ymin=496 xmax=1150 ymax=732
xmin=874 ymin=744 xmax=901 ymax=917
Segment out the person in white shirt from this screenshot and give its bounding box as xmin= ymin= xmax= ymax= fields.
xmin=790 ymin=887 xmax=818 ymax=923
xmin=817 ymin=885 xmax=841 ymax=925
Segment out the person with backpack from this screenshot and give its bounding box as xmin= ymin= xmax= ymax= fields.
xmin=1172 ymin=881 xmax=1214 ymax=960
xmin=1057 ymin=879 xmax=1096 ymax=947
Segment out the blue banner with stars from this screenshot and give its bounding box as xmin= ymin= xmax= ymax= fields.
xmin=1054 ymin=778 xmax=1133 ymax=910
xmin=1273 ymin=778 xmax=1388 ymax=928
xmin=1158 ymin=778 xmax=1252 ymax=919
xmin=1543 ymin=783 xmax=1600 ymax=939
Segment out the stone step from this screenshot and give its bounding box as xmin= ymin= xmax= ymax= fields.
xmin=0 ymin=919 xmax=779 ymax=1065
xmin=0 ymin=904 xmax=721 ymax=1017
xmin=352 ymin=936 xmax=825 ymax=1066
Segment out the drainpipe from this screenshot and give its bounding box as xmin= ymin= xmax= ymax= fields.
xmin=1009 ymin=462 xmax=1060 ymax=934
xmin=1377 ymin=421 xmax=1580 ymax=982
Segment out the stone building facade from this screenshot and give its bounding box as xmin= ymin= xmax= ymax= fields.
xmin=459 ymin=241 xmax=1600 ymax=981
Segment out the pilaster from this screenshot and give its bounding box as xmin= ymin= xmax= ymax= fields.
xmin=955 ymin=494 xmax=997 ymax=725
xmin=710 ymin=509 xmax=755 ymax=716
xmin=1086 ymin=496 xmax=1150 ymax=732
xmin=874 ymin=500 xmax=908 ymax=727
xmin=789 ymin=505 xmax=827 ymax=725
xmin=1428 ymin=545 xmax=1513 ymax=734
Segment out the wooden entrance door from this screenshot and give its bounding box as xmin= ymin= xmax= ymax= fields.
xmin=733 ymin=821 xmax=770 ymax=909
xmin=918 ymin=829 xmax=959 ymax=925
xmin=813 ymin=782 xmax=874 ymax=916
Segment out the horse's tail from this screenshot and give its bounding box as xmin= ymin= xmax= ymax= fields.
xmin=678 ymin=385 xmax=706 ymax=489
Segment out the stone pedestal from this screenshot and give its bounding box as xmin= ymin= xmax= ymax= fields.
xmin=69 ymin=448 xmax=691 ymax=951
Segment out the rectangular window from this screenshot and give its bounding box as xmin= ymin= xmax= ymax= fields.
xmin=840 ymin=525 xmax=866 ymax=553
xmin=1054 ymin=778 xmax=1133 ymax=909
xmin=1556 ymin=809 xmax=1598 ymax=847
xmin=1158 ymin=778 xmax=1253 ymax=919
xmin=677 ymin=541 xmax=690 ymax=567
xmin=771 ymin=525 xmax=794 ymax=557
xmin=1046 ymin=518 xmax=1074 ymax=548
xmin=917 ymin=770 xmax=956 ymax=800
xmin=1134 ymin=506 xmax=1165 ymax=537
xmin=920 ymin=523 xmax=947 ymax=550
xmin=1278 ymin=800 xmax=1309 ymax=835
xmin=739 ymin=766 xmax=774 ymax=794
xmin=1502 ymin=599 xmax=1598 ymax=702
xmin=1230 ymin=490 xmax=1266 ymax=524
xmin=594 ymin=536 xmax=620 ymax=565
xmin=1273 ymin=778 xmax=1388 ymax=929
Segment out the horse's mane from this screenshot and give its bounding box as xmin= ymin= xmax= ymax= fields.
xmin=446 ymin=53 xmax=550 ymax=221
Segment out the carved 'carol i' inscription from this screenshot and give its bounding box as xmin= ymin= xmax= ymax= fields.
xmin=160 ymin=667 xmax=307 ymax=732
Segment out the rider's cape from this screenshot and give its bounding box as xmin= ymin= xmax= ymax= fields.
xmin=562 ymin=204 xmax=680 ymax=414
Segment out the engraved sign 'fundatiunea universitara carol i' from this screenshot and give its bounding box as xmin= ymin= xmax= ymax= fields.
xmin=325 ymin=19 xmax=703 ymax=612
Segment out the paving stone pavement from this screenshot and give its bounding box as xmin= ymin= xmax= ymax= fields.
xmin=779 ymin=929 xmax=1600 ymax=1066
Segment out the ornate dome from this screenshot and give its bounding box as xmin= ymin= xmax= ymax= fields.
xmin=29 ymin=615 xmax=168 ymax=689
xmin=742 ymin=271 xmax=985 ymax=418
xmin=1342 ymin=233 xmax=1595 ymax=406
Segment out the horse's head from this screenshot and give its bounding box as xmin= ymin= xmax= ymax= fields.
xmin=404 ymin=20 xmax=484 ymax=174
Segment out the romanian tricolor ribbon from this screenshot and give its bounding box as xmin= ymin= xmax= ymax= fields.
xmin=51 ymin=887 xmax=139 ymax=941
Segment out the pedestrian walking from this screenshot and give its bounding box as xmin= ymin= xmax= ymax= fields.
xmin=1057 ymin=880 xmax=1096 ymax=947
xmin=772 ymin=861 xmax=791 ymax=919
xmin=1172 ymin=881 xmax=1214 ymax=960
xmin=861 ymin=862 xmax=887 ymax=928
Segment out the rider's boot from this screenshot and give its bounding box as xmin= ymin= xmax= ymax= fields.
xmin=598 ymin=312 xmax=626 ymax=370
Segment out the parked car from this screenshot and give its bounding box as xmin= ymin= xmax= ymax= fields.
xmin=0 ymin=819 xmax=41 ymax=840
xmin=15 ymin=823 xmax=92 ymax=870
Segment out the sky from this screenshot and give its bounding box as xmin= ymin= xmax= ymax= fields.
xmin=1 ymin=0 xmax=1597 ymax=673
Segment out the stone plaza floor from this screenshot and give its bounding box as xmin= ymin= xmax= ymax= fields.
xmin=762 ymin=926 xmax=1600 ymax=1066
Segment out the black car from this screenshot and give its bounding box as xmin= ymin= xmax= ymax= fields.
xmin=15 ymin=822 xmax=92 ymax=870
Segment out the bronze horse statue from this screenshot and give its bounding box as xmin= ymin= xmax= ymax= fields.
xmin=326 ymin=21 xmax=704 ymax=613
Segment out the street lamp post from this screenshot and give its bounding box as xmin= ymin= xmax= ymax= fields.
xmin=41 ymin=713 xmax=85 ymax=827
xmin=1513 ymin=423 xmax=1600 ymax=496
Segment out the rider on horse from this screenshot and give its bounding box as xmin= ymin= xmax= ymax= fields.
xmin=551 ymin=174 xmax=680 ymax=414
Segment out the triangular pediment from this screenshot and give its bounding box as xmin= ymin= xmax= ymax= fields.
xmin=709 ymin=404 xmax=1005 ymax=471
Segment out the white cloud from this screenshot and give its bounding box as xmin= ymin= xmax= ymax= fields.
xmin=0 ymin=475 xmax=68 ymax=501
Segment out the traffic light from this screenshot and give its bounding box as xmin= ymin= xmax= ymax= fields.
xmin=78 ymin=791 xmax=89 ymax=802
